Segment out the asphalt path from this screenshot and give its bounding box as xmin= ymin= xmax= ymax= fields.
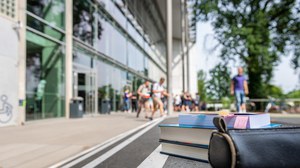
xmin=52 ymin=115 xmax=300 ymax=168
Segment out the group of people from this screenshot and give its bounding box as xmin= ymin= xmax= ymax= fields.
xmin=173 ymin=92 xmax=200 ymax=112
xmin=123 ymin=77 xmax=169 ymax=120
xmin=172 ymin=67 xmax=250 ymax=113
xmin=122 ymin=67 xmax=250 ymax=118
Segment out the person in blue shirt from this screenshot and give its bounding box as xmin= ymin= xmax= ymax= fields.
xmin=230 ymin=67 xmax=249 ymax=113
xmin=123 ymin=89 xmax=131 ymax=113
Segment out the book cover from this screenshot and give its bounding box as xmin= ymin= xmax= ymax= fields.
xmin=160 ymin=123 xmax=281 ymax=129
xmin=160 ymin=142 xmax=209 ymax=163
xmin=159 ymin=123 xmax=216 ymax=129
xmin=178 ymin=113 xmax=273 ymax=129
xmin=159 ymin=124 xmax=214 ymax=146
xmin=159 ymin=139 xmax=209 ymax=149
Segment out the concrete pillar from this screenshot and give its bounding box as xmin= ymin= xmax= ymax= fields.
xmin=181 ymin=0 xmax=186 ymax=92
xmin=166 ymin=0 xmax=173 ymax=115
xmin=18 ymin=0 xmax=27 ymax=125
xmin=185 ymin=1 xmax=190 ymax=92
xmin=65 ymin=0 xmax=73 ymax=119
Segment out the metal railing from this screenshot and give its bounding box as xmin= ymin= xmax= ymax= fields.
xmin=202 ymin=98 xmax=300 ymax=113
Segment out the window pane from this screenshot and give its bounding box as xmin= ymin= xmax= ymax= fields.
xmin=26 ymin=31 xmax=65 ymax=120
xmin=111 ymin=28 xmax=126 ymax=64
xmin=27 ymin=0 xmax=65 ymax=29
xmin=96 ymin=59 xmax=112 ymax=113
xmin=95 ymin=13 xmax=126 ymax=64
xmin=73 ymin=48 xmax=93 ymax=68
xmin=99 ymin=0 xmax=126 ymax=29
xmin=127 ymin=22 xmax=144 ymax=48
xmin=73 ymin=1 xmax=94 ymax=45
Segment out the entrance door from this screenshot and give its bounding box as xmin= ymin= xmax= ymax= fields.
xmin=73 ymin=64 xmax=97 ymax=115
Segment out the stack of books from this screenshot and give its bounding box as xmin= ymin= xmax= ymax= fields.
xmin=159 ymin=124 xmax=213 ymax=162
xmin=159 ymin=112 xmax=279 ymax=162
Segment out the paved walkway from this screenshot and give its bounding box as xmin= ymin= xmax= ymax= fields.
xmin=0 ymin=112 xmax=299 ymax=168
xmin=0 ymin=112 xmax=160 ymax=168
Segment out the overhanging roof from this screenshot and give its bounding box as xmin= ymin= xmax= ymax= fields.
xmin=121 ymin=0 xmax=197 ymax=45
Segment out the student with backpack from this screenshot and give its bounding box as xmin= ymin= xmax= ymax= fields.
xmin=136 ymin=80 xmax=152 ymax=119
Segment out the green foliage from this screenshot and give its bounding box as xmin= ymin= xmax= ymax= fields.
xmin=286 ymin=89 xmax=300 ymax=98
xmin=98 ymin=84 xmax=115 ymax=100
xmin=197 ymin=70 xmax=207 ymax=101
xmin=221 ymin=97 xmax=231 ymax=109
xmin=194 ymin=0 xmax=300 ymax=98
xmin=264 ymin=84 xmax=284 ymax=98
xmin=207 ymin=64 xmax=231 ymax=100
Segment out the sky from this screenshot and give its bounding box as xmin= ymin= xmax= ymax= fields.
xmin=190 ymin=22 xmax=300 ymax=94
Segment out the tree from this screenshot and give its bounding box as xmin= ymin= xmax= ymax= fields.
xmin=207 ymin=64 xmax=231 ymax=100
xmin=264 ymin=84 xmax=284 ymax=98
xmin=286 ymin=89 xmax=300 ymax=98
xmin=197 ymin=70 xmax=207 ymax=101
xmin=194 ymin=0 xmax=300 ymax=98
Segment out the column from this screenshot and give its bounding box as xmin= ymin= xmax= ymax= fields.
xmin=185 ymin=1 xmax=190 ymax=92
xmin=166 ymin=0 xmax=173 ymax=115
xmin=181 ymin=0 xmax=186 ymax=92
xmin=18 ymin=0 xmax=27 ymax=125
xmin=65 ymin=0 xmax=73 ymax=118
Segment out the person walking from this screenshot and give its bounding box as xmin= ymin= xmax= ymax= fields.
xmin=193 ymin=93 xmax=200 ymax=112
xmin=152 ymin=77 xmax=168 ymax=118
xmin=174 ymin=94 xmax=182 ymax=111
xmin=131 ymin=92 xmax=138 ymax=112
xmin=230 ymin=67 xmax=249 ymax=113
xmin=182 ymin=92 xmax=192 ymax=112
xmin=136 ymin=80 xmax=151 ymax=119
xmin=123 ymin=89 xmax=131 ymax=113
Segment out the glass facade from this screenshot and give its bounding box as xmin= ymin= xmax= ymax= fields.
xmin=26 ymin=0 xmax=66 ymax=120
xmin=25 ymin=36 xmax=65 ymax=120
xmin=25 ymin=0 xmax=167 ymax=119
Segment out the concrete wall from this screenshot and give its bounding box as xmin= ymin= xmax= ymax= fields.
xmin=0 ymin=17 xmax=19 ymax=126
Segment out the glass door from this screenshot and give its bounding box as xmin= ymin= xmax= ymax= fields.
xmin=85 ymin=72 xmax=96 ymax=114
xmin=73 ymin=64 xmax=97 ymax=115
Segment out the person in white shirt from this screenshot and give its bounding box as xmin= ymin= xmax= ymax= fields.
xmin=152 ymin=77 xmax=169 ymax=118
xmin=174 ymin=94 xmax=182 ymax=111
xmin=137 ymin=80 xmax=151 ymax=119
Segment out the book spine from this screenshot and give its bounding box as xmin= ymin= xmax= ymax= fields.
xmin=159 ymin=139 xmax=209 ymax=149
xmin=160 ymin=152 xmax=209 ymax=163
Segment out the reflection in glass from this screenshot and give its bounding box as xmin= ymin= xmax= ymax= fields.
xmin=127 ymin=21 xmax=144 ymax=48
xmin=73 ymin=49 xmax=93 ymax=68
xmin=95 ymin=12 xmax=126 ymax=64
xmin=144 ymin=57 xmax=149 ymax=76
xmin=73 ymin=1 xmax=93 ymax=45
xmin=128 ymin=43 xmax=145 ymax=74
xmin=27 ymin=0 xmax=65 ymax=29
xmin=96 ymin=59 xmax=128 ymax=113
xmin=26 ymin=31 xmax=65 ymax=120
xmin=27 ymin=0 xmax=65 ymax=42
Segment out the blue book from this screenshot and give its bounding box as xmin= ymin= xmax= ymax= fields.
xmin=178 ymin=113 xmax=273 ymax=129
xmin=159 ymin=123 xmax=281 ymax=146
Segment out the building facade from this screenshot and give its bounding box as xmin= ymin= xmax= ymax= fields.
xmin=0 ymin=0 xmax=196 ymax=126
